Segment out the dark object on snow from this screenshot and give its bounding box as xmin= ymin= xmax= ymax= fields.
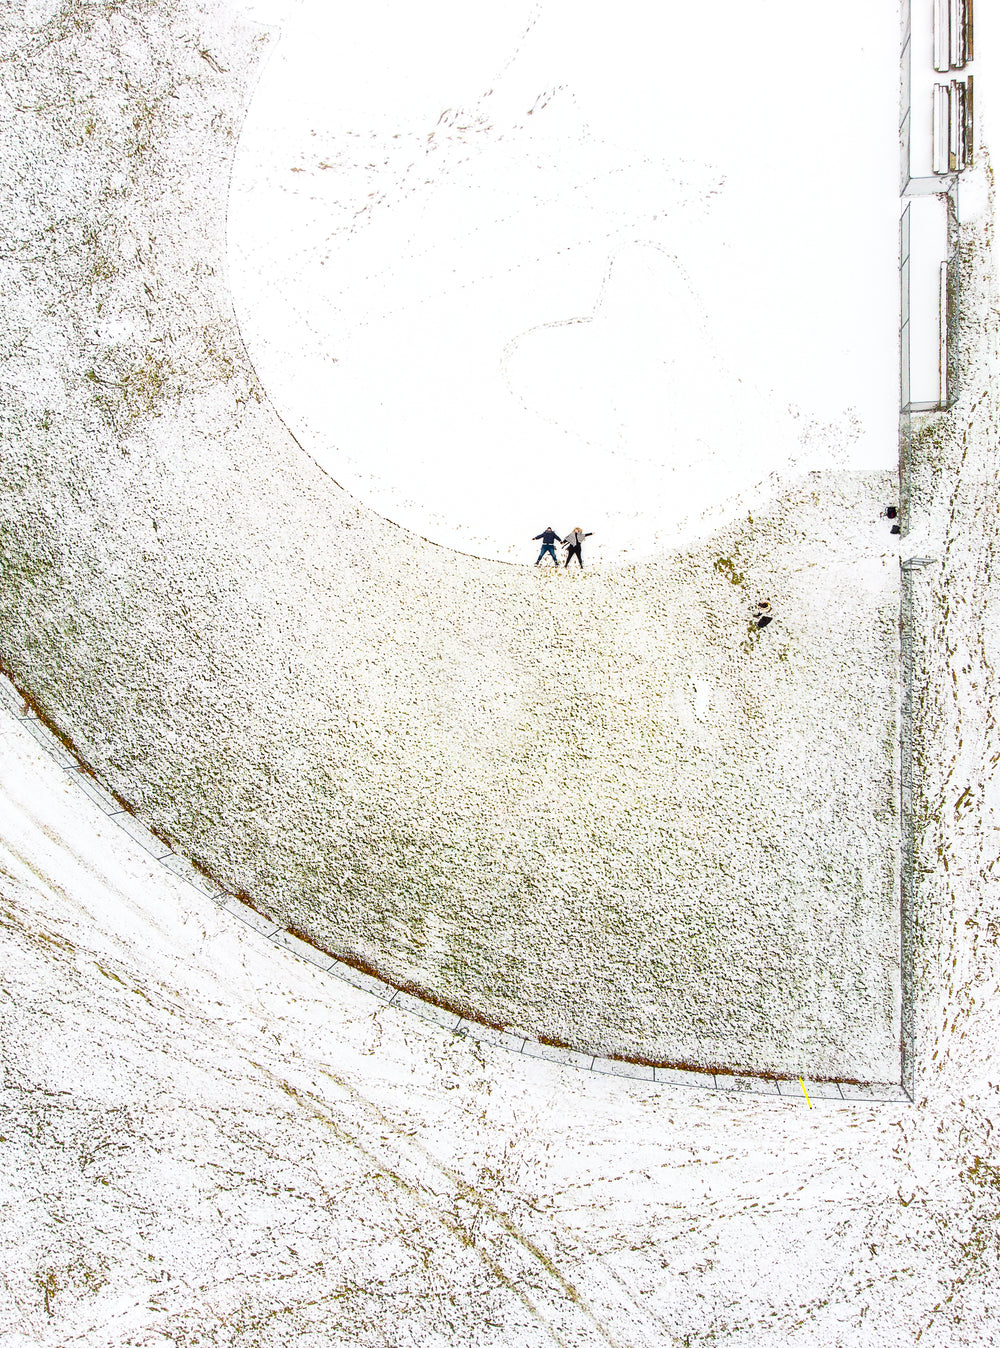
xmin=885 ymin=506 xmax=898 ymax=519
xmin=756 ymin=614 xmax=773 ymax=629
xmin=890 ymin=524 xmax=901 ymax=534
xmin=533 ymin=526 xmax=563 ymax=566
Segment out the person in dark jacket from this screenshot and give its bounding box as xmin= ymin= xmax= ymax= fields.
xmin=563 ymin=526 xmax=593 ymax=568
xmin=533 ymin=526 xmax=563 ymax=566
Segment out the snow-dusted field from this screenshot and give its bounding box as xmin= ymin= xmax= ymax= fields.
xmin=0 ymin=0 xmax=904 ymax=1083
xmin=2 ymin=1 xmax=999 ymax=1338
xmin=1 ymin=488 xmax=998 ymax=1346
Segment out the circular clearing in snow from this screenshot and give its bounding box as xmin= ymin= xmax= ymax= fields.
xmin=228 ymin=0 xmax=897 ymax=564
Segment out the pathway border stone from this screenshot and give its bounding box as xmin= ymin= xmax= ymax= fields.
xmin=0 ymin=668 xmax=910 ymax=1104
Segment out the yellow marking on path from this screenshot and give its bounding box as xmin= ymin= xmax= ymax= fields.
xmin=799 ymin=1077 xmax=813 ymax=1108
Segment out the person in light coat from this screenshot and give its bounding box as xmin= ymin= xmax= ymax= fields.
xmin=563 ymin=526 xmax=593 ymax=569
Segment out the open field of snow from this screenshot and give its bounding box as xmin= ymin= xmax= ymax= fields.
xmin=1 ymin=0 xmax=999 ymax=1342
xmin=229 ymin=0 xmax=900 ymax=565
xmin=0 ymin=487 xmax=998 ymax=1345
xmin=0 ymin=0 xmax=904 ymax=1082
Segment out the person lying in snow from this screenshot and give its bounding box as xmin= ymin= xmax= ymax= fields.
xmin=533 ymin=527 xmax=563 ymax=566
xmin=563 ymin=527 xmax=593 ymax=568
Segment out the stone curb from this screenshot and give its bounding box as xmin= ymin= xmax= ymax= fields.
xmin=2 ymin=671 xmax=911 ymax=1105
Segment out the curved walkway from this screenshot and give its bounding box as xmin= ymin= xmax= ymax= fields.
xmin=0 ymin=669 xmax=905 ymax=1105
xmin=0 ymin=0 xmax=904 ymax=1083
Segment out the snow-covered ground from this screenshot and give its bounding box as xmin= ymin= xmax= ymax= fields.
xmin=229 ymin=0 xmax=900 ymax=564
xmin=1 ymin=0 xmax=999 ymax=1340
xmin=0 ymin=0 xmax=904 ymax=1082
xmin=0 ymin=548 xmax=997 ymax=1346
